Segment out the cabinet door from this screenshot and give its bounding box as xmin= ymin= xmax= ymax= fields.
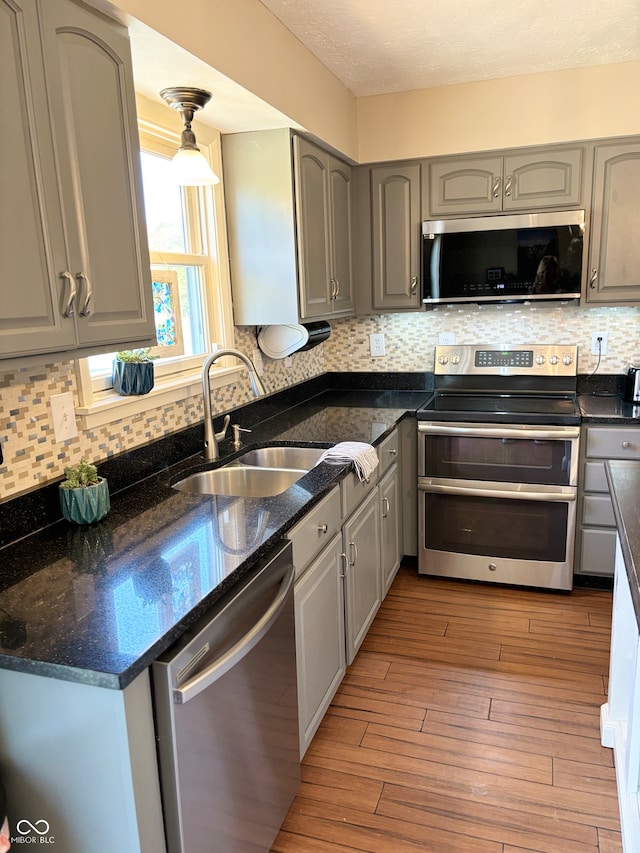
xmin=380 ymin=465 xmax=402 ymax=595
xmin=343 ymin=488 xmax=381 ymax=664
xmin=428 ymin=156 xmax=503 ymax=216
xmin=295 ymin=137 xmax=332 ymax=318
xmin=503 ymin=148 xmax=583 ymax=211
xmin=294 ymin=534 xmax=345 ymax=757
xmin=328 ymin=156 xmax=354 ymax=314
xmin=39 ymin=0 xmax=154 ymax=348
xmin=371 ymin=164 xmax=421 ymax=310
xmin=0 ymin=0 xmax=76 ymax=357
xmin=587 ymin=141 xmax=640 ymax=304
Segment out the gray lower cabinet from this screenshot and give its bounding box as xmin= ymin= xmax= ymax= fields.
xmin=0 ymin=668 xmax=165 ymax=853
xmin=1 ymin=0 xmax=154 ymax=362
xmin=293 ymin=532 xmax=345 ymax=757
xmin=426 ymin=146 xmax=584 ymax=217
xmin=576 ymin=425 xmax=640 ymax=576
xmin=222 ymin=129 xmax=354 ymax=325
xmin=343 ymin=485 xmax=381 ymax=664
xmin=370 ymin=163 xmax=422 ymax=310
xmin=379 ymin=463 xmax=402 ymax=594
xmin=585 ymin=139 xmax=640 ymax=304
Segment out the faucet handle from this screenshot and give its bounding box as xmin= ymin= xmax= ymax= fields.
xmin=214 ymin=414 xmax=231 ymax=442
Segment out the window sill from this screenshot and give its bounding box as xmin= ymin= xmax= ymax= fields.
xmin=75 ymin=366 xmax=244 ymax=430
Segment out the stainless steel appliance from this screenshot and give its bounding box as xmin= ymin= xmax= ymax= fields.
xmin=152 ymin=541 xmax=299 ymax=853
xmin=417 ymin=345 xmax=581 ymax=590
xmin=625 ymin=366 xmax=640 ymax=402
xmin=421 ymin=211 xmax=585 ymax=305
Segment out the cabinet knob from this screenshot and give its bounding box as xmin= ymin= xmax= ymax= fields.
xmin=318 ymin=523 xmax=328 ymax=534
xmin=622 ymin=441 xmax=631 ymax=449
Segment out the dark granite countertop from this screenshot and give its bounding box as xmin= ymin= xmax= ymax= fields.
xmin=579 ymin=393 xmax=640 ymax=423
xmin=606 ymin=460 xmax=640 ymax=628
xmin=0 ymin=387 xmax=428 ymax=690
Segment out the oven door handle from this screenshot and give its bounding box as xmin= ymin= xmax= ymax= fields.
xmin=418 ymin=480 xmax=577 ymax=502
xmin=418 ymin=423 xmax=580 ymax=440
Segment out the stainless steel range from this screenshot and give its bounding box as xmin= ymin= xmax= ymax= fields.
xmin=417 ymin=345 xmax=580 ymax=591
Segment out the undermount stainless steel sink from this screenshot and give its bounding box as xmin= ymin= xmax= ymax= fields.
xmin=172 ymin=465 xmax=307 ymax=497
xmin=237 ymin=446 xmax=325 ymax=470
xmin=172 ymin=445 xmax=326 ymax=497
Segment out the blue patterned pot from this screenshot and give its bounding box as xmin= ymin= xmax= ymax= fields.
xmin=59 ymin=478 xmax=110 ymax=524
xmin=112 ymin=360 xmax=154 ymax=395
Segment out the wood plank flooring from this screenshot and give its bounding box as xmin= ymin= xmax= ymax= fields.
xmin=272 ymin=564 xmax=622 ymax=853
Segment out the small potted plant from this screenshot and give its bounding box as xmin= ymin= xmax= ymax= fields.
xmin=59 ymin=459 xmax=110 ymax=525
xmin=113 ymin=348 xmax=156 ymax=396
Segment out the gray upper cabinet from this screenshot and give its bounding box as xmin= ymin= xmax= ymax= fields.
xmin=0 ymin=0 xmax=154 ymax=362
xmin=223 ymin=129 xmax=354 ymax=325
xmin=427 ymin=146 xmax=584 ymax=217
xmin=294 ymin=137 xmax=354 ymax=318
xmin=585 ymin=140 xmax=640 ymax=304
xmin=370 ymin=164 xmax=422 ymax=310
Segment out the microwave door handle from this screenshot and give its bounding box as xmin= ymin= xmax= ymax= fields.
xmin=418 ymin=423 xmax=580 ymax=440
xmin=418 ymin=481 xmax=576 ymax=502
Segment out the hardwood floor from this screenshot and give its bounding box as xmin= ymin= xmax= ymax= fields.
xmin=272 ymin=565 xmax=622 ymax=853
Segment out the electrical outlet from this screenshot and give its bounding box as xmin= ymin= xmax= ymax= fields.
xmin=369 ymin=333 xmax=386 ymax=357
xmin=439 ymin=332 xmax=456 ymax=345
xmin=50 ymin=392 xmax=78 ymax=443
xmin=591 ymin=332 xmax=609 ymax=355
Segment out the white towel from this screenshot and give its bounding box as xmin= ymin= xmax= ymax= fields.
xmin=318 ymin=441 xmax=379 ymax=482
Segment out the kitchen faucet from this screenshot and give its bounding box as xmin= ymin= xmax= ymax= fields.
xmin=202 ymin=348 xmax=267 ymax=461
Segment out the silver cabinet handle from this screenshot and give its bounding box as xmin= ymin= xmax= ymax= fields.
xmin=492 ymin=176 xmax=500 ymax=198
xmin=410 ymin=275 xmax=418 ymax=293
xmin=590 ymin=268 xmax=598 ymax=289
xmin=318 ymin=523 xmax=328 ymax=534
xmin=76 ymin=272 xmax=92 ymax=317
xmin=330 ymin=278 xmax=338 ymax=300
xmin=349 ymin=541 xmax=358 ymax=567
xmin=335 ymin=278 xmax=340 ymax=298
xmin=382 ymin=496 xmax=390 ymax=518
xmin=340 ymin=552 xmax=348 ymax=578
xmin=387 ymin=448 xmax=398 ymax=456
xmin=504 ymin=174 xmax=512 ymax=197
xmin=60 ymin=271 xmax=76 ymax=317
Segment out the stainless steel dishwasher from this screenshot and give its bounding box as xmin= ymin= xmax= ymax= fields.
xmin=152 ymin=541 xmax=299 ymax=853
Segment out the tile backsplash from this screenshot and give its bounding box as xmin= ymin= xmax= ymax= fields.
xmin=1 ymin=302 xmax=639 ymax=501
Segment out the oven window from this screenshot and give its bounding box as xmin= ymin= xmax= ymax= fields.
xmin=424 ymin=435 xmax=572 ymax=485
xmin=424 ymin=493 xmax=568 ymax=561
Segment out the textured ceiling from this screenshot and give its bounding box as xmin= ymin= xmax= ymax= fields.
xmin=259 ymin=0 xmax=640 ymax=96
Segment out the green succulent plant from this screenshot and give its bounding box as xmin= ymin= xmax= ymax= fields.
xmin=60 ymin=459 xmax=100 ymax=489
xmin=116 ymin=348 xmax=156 ymax=363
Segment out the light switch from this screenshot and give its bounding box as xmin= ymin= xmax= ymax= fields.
xmin=50 ymin=392 xmax=78 ymax=443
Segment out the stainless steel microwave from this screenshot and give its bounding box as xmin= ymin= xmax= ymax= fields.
xmin=421 ymin=210 xmax=585 ymax=305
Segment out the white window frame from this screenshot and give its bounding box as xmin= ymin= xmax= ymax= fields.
xmin=74 ymin=111 xmax=239 ymax=429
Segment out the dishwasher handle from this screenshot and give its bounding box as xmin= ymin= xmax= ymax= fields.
xmin=173 ymin=562 xmax=294 ymax=705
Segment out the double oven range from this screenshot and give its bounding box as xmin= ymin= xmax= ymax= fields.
xmin=417 ymin=345 xmax=580 ymax=591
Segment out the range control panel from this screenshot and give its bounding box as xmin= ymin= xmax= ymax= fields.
xmin=434 ymin=344 xmax=578 ymax=376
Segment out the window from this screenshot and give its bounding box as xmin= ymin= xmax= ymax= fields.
xmin=75 ymin=112 xmax=236 ymax=424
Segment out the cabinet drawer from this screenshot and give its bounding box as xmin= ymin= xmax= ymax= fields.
xmin=582 ymin=495 xmax=615 ymax=527
xmin=287 ymin=487 xmax=341 ymax=578
xmin=583 ymin=461 xmax=609 ymax=493
xmin=579 ymin=527 xmax=617 ymax=576
xmin=341 ymin=467 xmax=379 ymax=520
xmin=586 ymin=428 xmax=640 ymax=459
xmin=378 ymin=429 xmax=399 ymax=475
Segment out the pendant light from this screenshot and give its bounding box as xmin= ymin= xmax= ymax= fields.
xmin=159 ymin=87 xmax=219 ymax=186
